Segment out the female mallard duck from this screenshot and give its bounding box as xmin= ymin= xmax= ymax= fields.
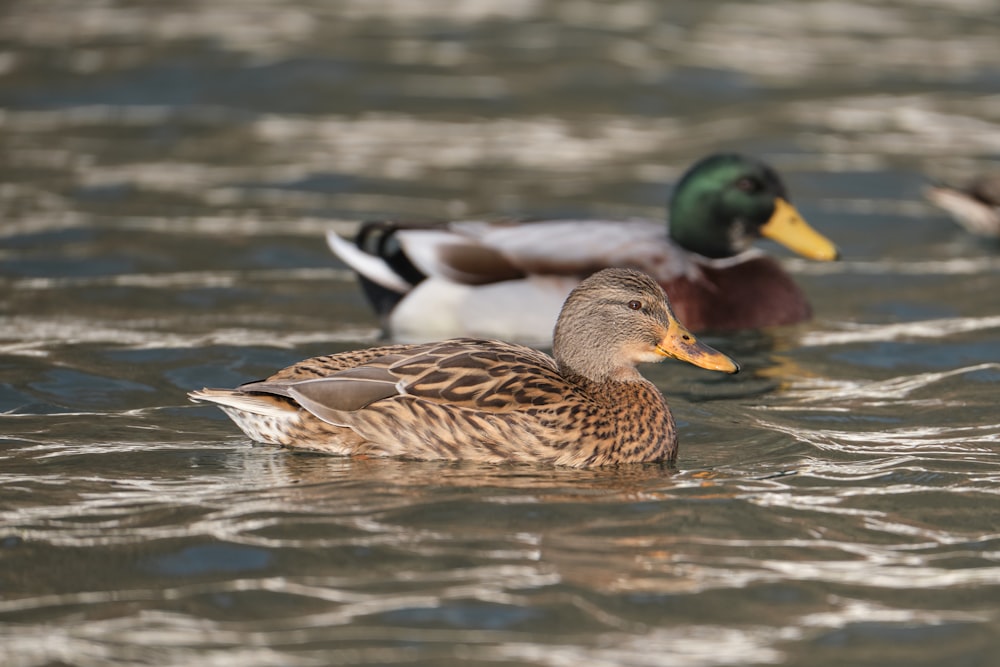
xmin=925 ymin=175 xmax=1000 ymax=238
xmin=327 ymin=153 xmax=840 ymax=343
xmin=189 ymin=268 xmax=739 ymax=467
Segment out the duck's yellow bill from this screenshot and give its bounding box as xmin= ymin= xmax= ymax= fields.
xmin=761 ymin=198 xmax=840 ymax=261
xmin=655 ymin=323 xmax=740 ymax=374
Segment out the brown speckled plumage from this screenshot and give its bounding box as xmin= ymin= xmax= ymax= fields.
xmin=190 ymin=268 xmax=739 ymax=467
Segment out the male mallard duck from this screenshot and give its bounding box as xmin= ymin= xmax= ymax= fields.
xmin=327 ymin=153 xmax=840 ymax=343
xmin=189 ymin=268 xmax=739 ymax=467
xmin=925 ymin=175 xmax=1000 ymax=238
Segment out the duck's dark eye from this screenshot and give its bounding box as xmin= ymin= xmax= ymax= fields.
xmin=736 ymin=177 xmax=759 ymax=193
xmin=627 ymin=300 xmax=643 ymax=311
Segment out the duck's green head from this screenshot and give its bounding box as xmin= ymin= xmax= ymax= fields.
xmin=668 ymin=153 xmax=839 ymax=261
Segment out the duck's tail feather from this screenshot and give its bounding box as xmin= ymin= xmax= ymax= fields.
xmin=326 ymin=227 xmax=412 ymax=294
xmin=188 ymin=388 xmax=296 ymax=418
xmin=327 ymin=221 xmax=440 ymax=320
xmin=189 ymin=388 xmax=325 ymax=447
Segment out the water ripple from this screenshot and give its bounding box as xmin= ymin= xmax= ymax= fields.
xmin=0 ymin=316 xmax=378 ymax=356
xmin=800 ymin=321 xmax=1000 ymax=347
xmin=3 ymin=1 xmax=1000 ymax=665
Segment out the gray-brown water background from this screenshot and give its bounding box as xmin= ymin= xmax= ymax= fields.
xmin=2 ymin=1 xmax=1000 ymax=665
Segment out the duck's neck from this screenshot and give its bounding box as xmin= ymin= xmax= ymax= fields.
xmin=561 ymin=370 xmax=663 ymax=405
xmin=558 ymin=365 xmax=645 ymax=385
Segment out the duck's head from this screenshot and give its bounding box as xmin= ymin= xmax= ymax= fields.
xmin=553 ymin=268 xmax=739 ymax=382
xmin=668 ymin=153 xmax=840 ymax=261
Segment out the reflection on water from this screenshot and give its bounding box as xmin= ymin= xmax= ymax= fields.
xmin=2 ymin=0 xmax=1000 ymax=665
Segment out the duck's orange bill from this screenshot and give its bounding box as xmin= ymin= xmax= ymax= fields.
xmin=761 ymin=198 xmax=840 ymax=261
xmin=655 ymin=322 xmax=740 ymax=374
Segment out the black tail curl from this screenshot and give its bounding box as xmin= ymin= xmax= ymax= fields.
xmin=352 ymin=221 xmax=434 ymax=321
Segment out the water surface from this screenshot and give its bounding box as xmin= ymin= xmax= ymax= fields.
xmin=2 ymin=1 xmax=999 ymax=666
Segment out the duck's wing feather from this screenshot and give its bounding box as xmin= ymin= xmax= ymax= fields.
xmin=396 ymin=219 xmax=696 ymax=284
xmin=242 ymin=366 xmax=402 ymax=420
xmin=386 ymin=339 xmax=564 ymax=411
xmin=273 ymin=339 xmax=571 ymax=462
xmin=478 ymin=219 xmax=693 ymax=278
xmin=240 ymin=339 xmax=565 ymax=426
xmin=393 ymin=228 xmax=525 ymax=285
xmin=330 ymin=218 xmax=697 ymax=292
xmin=263 ymin=343 xmax=416 ymax=382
